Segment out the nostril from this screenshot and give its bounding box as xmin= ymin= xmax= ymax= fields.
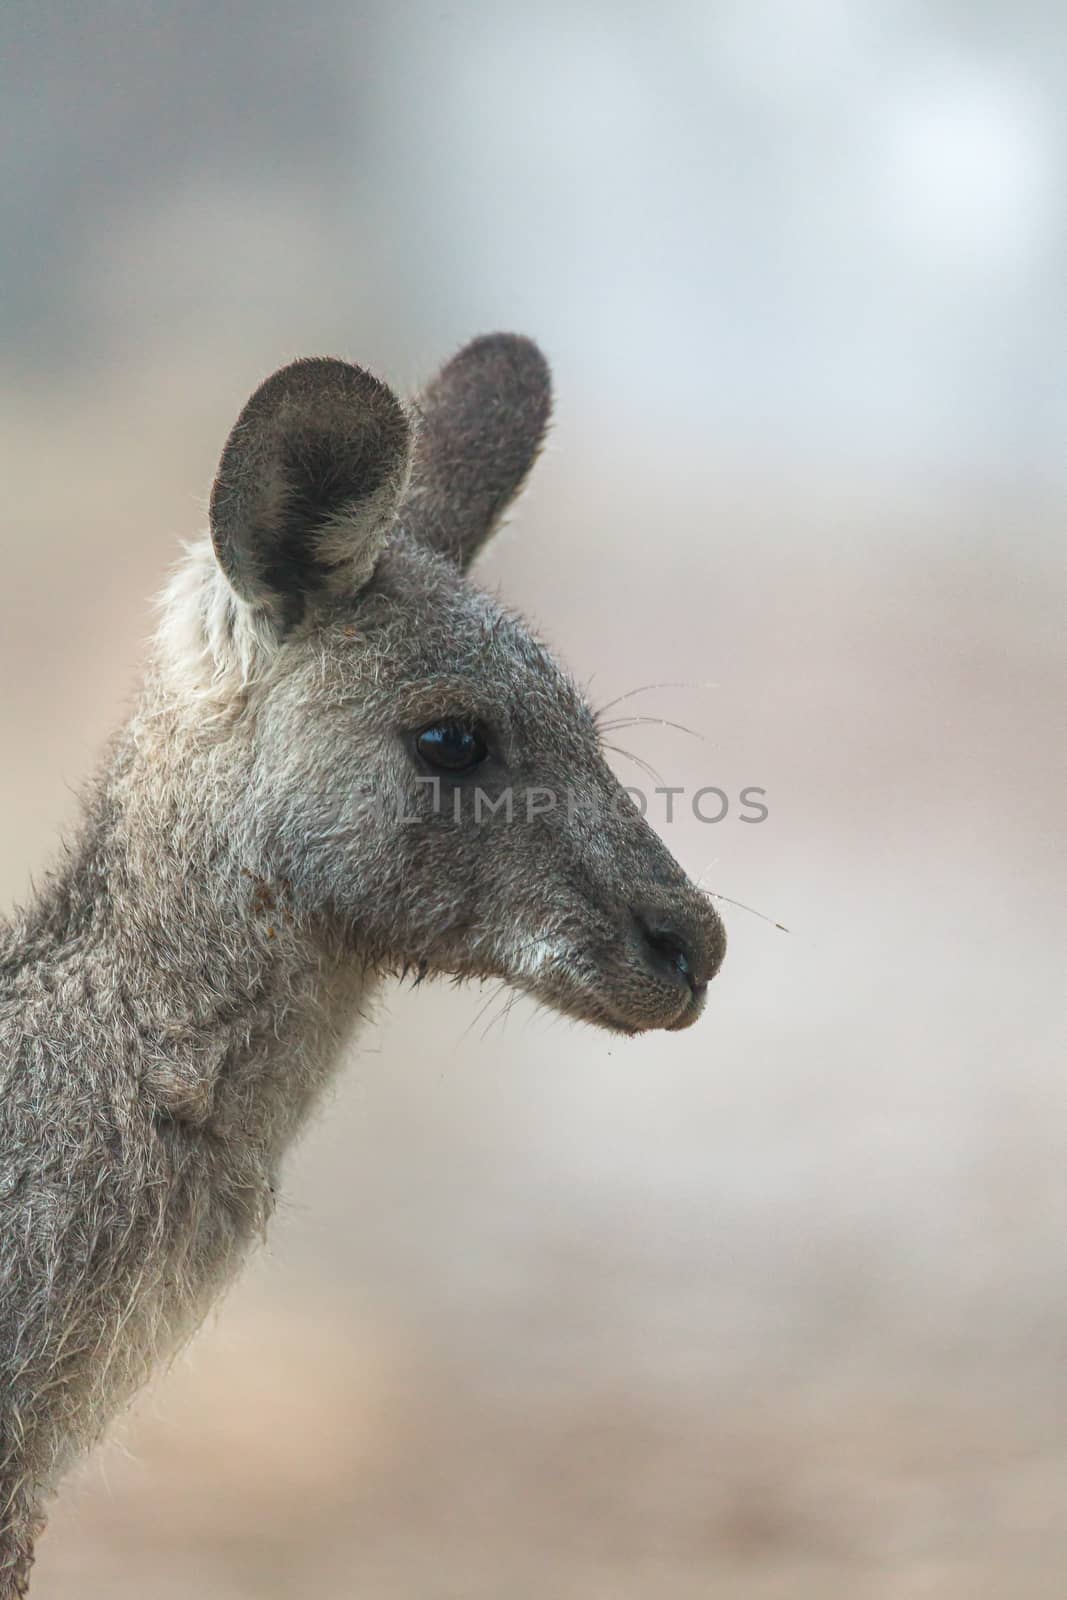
xmin=634 ymin=912 xmax=697 ymax=991
xmin=645 ymin=928 xmax=691 ymax=980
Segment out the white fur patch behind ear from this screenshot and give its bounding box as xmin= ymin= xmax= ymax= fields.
xmin=154 ymin=538 xmax=277 ymax=718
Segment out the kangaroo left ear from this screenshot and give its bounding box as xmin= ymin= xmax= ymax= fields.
xmin=400 ymin=333 xmax=552 ymax=569
xmin=210 ymin=357 xmax=412 ymax=630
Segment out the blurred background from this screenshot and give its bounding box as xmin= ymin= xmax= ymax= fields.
xmin=3 ymin=3 xmax=1066 ymax=1595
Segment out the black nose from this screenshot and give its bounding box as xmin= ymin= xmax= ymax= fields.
xmin=633 ymin=908 xmax=705 ymax=994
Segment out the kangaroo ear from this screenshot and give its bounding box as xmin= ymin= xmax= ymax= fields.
xmin=210 ymin=357 xmax=412 ymax=629
xmin=400 ymin=333 xmax=552 ymax=569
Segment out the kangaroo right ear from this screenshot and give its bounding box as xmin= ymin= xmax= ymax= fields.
xmin=399 ymin=333 xmax=552 ymax=569
xmin=209 ymin=357 xmax=412 ymax=630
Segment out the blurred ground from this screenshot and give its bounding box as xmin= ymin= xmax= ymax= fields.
xmin=3 ymin=2 xmax=1067 ymax=1595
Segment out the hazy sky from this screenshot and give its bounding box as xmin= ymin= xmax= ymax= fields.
xmin=4 ymin=0 xmax=1066 ymax=483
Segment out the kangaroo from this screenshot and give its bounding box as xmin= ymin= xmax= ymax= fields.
xmin=0 ymin=334 xmax=725 ymax=1594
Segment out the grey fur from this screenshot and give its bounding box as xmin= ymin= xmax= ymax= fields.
xmin=0 ymin=334 xmax=724 ymax=1594
xmin=400 ymin=333 xmax=552 ymax=567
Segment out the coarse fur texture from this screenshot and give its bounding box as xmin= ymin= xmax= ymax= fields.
xmin=0 ymin=334 xmax=724 ymax=1593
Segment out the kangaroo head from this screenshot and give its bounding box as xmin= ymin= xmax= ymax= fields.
xmin=193 ymin=335 xmax=724 ymax=1034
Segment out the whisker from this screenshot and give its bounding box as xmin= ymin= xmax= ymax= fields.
xmin=594 ymin=680 xmax=718 ymax=719
xmin=460 ymin=981 xmax=507 ymax=1043
xmin=481 ymin=987 xmax=521 ymax=1043
xmin=705 ymin=888 xmax=790 ymax=933
xmin=598 ymin=715 xmax=705 ymax=742
xmin=602 ymin=743 xmax=664 ymax=786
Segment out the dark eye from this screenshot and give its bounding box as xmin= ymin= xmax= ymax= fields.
xmin=414 ymin=720 xmax=489 ymax=773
